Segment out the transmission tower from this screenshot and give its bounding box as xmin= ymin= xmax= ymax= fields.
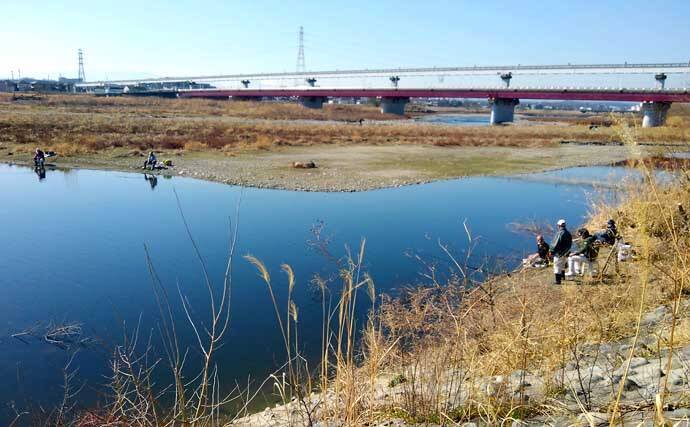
xmin=78 ymin=49 xmax=86 ymax=82
xmin=296 ymin=26 xmax=305 ymax=73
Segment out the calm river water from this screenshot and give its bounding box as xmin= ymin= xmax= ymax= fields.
xmin=0 ymin=163 xmax=630 ymax=419
xmin=413 ymin=113 xmax=492 ymax=126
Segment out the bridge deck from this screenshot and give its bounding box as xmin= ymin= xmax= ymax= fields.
xmin=179 ymin=87 xmax=690 ymax=103
xmin=76 ymin=62 xmax=690 ymax=86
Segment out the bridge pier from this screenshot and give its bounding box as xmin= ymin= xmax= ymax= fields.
xmin=640 ymin=101 xmax=671 ymax=127
xmin=489 ymin=98 xmax=519 ymax=125
xmin=380 ymin=97 xmax=409 ymax=115
xmin=299 ymin=96 xmax=327 ymax=109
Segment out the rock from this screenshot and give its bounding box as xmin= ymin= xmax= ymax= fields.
xmin=292 ymin=161 xmax=316 ymax=169
xmin=510 ymin=370 xmax=529 ymax=382
xmin=562 ymin=365 xmax=607 ymax=386
xmin=629 ymin=357 xmax=650 ymax=369
xmin=641 ymin=305 xmax=668 ymax=326
xmin=620 ymin=412 xmax=653 ymax=425
xmin=481 ymin=375 xmax=507 ymax=396
xmin=622 ymin=378 xmax=640 ymax=391
xmin=618 ymin=344 xmax=632 ymax=356
xmin=374 ymin=420 xmax=413 ymax=427
xmin=667 ymin=407 xmax=690 ymax=419
xmin=577 ymin=411 xmax=609 ymax=426
xmin=626 ymin=365 xmax=664 ymax=388
xmin=509 ymin=370 xmax=544 ymax=397
xmin=595 ymin=343 xmax=615 ymax=356
xmin=667 ymin=368 xmax=689 ymax=385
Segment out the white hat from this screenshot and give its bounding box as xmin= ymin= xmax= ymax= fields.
xmin=557 ymin=219 xmax=566 ymax=226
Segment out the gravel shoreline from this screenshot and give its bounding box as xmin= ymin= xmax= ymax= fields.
xmin=0 ymin=143 xmax=658 ymax=192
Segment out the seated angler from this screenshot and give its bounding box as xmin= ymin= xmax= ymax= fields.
xmin=143 ymin=151 xmax=157 ymax=170
xmin=594 ymin=219 xmax=618 ymax=246
xmin=34 ymin=147 xmax=45 ymax=167
xmin=523 ymin=234 xmax=550 ymax=268
xmin=566 ymin=228 xmax=599 ymax=278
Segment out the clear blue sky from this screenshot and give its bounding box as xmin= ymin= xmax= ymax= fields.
xmin=3 ymin=0 xmax=690 ymax=81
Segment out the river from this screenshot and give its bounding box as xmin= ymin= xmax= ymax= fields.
xmin=0 ymin=162 xmax=632 ymax=420
xmin=413 ymin=113 xmax=492 ymax=126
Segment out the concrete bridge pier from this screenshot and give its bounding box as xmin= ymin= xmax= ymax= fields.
xmin=489 ymin=98 xmax=519 ymax=125
xmin=641 ymin=101 xmax=671 ymax=127
xmin=299 ymin=96 xmax=328 ymax=109
xmin=380 ymin=97 xmax=409 ymax=115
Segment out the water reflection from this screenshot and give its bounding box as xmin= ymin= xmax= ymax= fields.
xmin=144 ymin=173 xmax=158 ymax=190
xmin=34 ymin=165 xmax=46 ymax=181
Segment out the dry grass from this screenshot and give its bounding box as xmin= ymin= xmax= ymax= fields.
xmin=0 ymin=93 xmax=398 ymax=121
xmin=351 ymin=124 xmax=690 ymax=424
xmin=1 ymin=94 xmax=688 ymax=159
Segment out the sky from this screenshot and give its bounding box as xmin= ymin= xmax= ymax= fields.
xmin=2 ymin=0 xmax=690 ymax=81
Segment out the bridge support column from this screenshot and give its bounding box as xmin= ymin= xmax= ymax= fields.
xmin=640 ymin=101 xmax=671 ymax=127
xmin=299 ymin=96 xmax=327 ymax=109
xmin=380 ymin=97 xmax=409 ymax=115
xmin=489 ymin=98 xmax=519 ymax=125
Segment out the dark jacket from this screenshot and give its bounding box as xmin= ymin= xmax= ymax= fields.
xmin=552 ymin=228 xmax=572 ymax=257
xmin=574 ymin=235 xmax=598 ymax=261
xmin=537 ymin=241 xmax=550 ymax=259
xmin=595 ymin=227 xmax=617 ymax=245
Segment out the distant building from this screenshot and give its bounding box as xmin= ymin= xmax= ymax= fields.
xmin=94 ymin=85 xmax=125 ymax=96
xmin=16 ymin=80 xmax=33 ymax=91
xmin=6 ymin=78 xmax=80 ymax=93
xmin=59 ymin=77 xmax=83 ymax=92
xmin=0 ymin=80 xmax=16 ymax=92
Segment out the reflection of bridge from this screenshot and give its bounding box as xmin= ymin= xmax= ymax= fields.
xmin=76 ymin=62 xmax=690 ymax=126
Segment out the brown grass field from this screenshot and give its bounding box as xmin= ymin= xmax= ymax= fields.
xmin=1 ymin=94 xmax=688 ymax=157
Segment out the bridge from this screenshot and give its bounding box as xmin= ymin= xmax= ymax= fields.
xmin=76 ymin=62 xmax=690 ymax=127
xmin=178 ymin=87 xmax=690 ymax=127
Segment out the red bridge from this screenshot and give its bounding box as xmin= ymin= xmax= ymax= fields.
xmin=179 ymin=87 xmax=690 ymax=127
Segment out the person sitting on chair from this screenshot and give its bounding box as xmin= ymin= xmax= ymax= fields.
xmin=143 ymin=151 xmax=157 ymax=170
xmin=595 ymin=219 xmax=618 ymax=245
xmin=565 ymin=228 xmax=599 ymax=278
xmin=523 ymin=234 xmax=550 ymax=268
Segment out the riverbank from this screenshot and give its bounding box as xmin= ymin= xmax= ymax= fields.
xmin=230 ymin=155 xmax=690 ymax=426
xmin=1 ymin=94 xmax=689 ymax=191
